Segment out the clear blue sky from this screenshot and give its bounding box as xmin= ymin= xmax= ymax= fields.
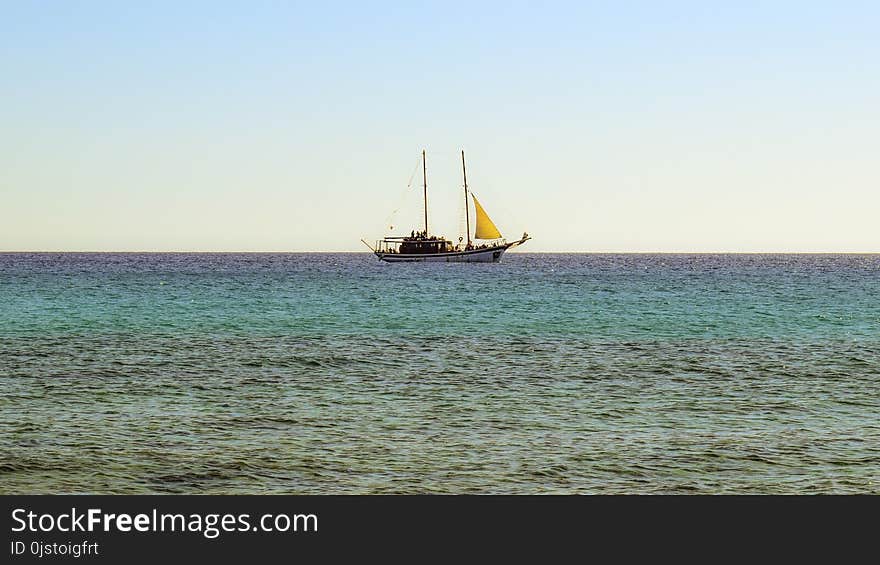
xmin=2 ymin=1 xmax=878 ymax=251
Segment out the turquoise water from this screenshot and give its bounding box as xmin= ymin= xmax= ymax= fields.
xmin=1 ymin=253 xmax=878 ymax=493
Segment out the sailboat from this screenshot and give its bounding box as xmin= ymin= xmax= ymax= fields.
xmin=363 ymin=150 xmax=530 ymax=263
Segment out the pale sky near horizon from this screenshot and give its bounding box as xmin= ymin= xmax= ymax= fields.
xmin=2 ymin=1 xmax=878 ymax=252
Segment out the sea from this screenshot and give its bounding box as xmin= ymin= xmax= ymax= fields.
xmin=1 ymin=252 xmax=878 ymax=494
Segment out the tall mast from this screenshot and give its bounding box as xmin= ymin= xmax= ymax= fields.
xmin=461 ymin=150 xmax=471 ymax=247
xmin=422 ymin=149 xmax=428 ymax=235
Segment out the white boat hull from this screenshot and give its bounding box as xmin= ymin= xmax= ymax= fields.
xmin=376 ymin=245 xmax=508 ymax=263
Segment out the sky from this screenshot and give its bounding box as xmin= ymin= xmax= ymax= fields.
xmin=1 ymin=1 xmax=878 ymax=252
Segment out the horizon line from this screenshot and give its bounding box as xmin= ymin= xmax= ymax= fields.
xmin=1 ymin=250 xmax=878 ymax=255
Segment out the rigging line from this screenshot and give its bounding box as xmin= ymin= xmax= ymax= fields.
xmin=381 ymin=154 xmax=424 ymax=232
xmin=405 ymin=154 xmax=421 ymax=189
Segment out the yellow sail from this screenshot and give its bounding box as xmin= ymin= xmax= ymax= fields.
xmin=472 ymin=195 xmax=502 ymax=240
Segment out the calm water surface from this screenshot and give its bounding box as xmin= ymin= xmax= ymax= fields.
xmin=1 ymin=253 xmax=878 ymax=493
